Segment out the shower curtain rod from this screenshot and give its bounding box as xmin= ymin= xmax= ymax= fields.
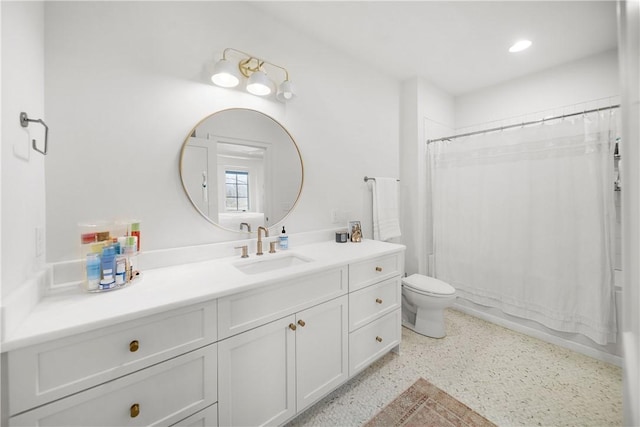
xmin=426 ymin=104 xmax=620 ymax=145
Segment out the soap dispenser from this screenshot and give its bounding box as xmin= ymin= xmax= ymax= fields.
xmin=279 ymin=226 xmax=289 ymax=250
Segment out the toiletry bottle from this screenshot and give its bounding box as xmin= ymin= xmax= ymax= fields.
xmin=123 ymin=236 xmax=138 ymax=281
xmin=112 ymin=237 xmax=121 ymax=256
xmin=117 ymin=236 xmax=127 ymax=254
xmin=130 ymin=222 xmax=141 ymax=252
xmin=81 ymin=232 xmax=97 ymax=254
xmin=115 ymin=255 xmax=127 ymax=286
xmin=279 ymin=226 xmax=289 ymax=250
xmin=86 ymin=253 xmax=101 ymax=291
xmin=99 ymin=245 xmax=116 ymax=290
xmin=96 ymin=231 xmax=110 ymax=242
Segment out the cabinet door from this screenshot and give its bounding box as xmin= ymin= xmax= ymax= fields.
xmin=218 ymin=316 xmax=296 ymax=427
xmin=296 ymin=295 xmax=348 ymax=412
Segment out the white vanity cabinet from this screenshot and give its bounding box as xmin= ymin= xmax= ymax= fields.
xmin=1 ymin=240 xmax=405 ymax=427
xmin=217 ymin=269 xmax=349 ymax=427
xmin=6 ymin=301 xmax=218 ymax=427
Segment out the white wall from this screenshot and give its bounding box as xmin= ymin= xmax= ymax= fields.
xmin=1 ymin=1 xmax=46 ymax=298
xmin=43 ymin=1 xmax=399 ymax=263
xmin=455 ymin=49 xmax=619 ymax=130
xmin=400 ymin=77 xmax=454 ymax=276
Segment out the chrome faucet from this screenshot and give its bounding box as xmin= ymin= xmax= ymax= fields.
xmin=257 ymin=226 xmax=269 ymax=256
xmin=239 ymin=222 xmax=251 ymax=232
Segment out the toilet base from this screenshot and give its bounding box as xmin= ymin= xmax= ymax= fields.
xmin=401 ymin=307 xmax=447 ymax=338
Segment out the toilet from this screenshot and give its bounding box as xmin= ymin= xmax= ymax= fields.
xmin=401 ymin=274 xmax=456 ymax=338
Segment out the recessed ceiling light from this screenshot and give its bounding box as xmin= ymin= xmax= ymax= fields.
xmin=509 ymin=40 xmax=532 ymax=53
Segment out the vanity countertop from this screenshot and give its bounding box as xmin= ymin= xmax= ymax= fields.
xmin=2 ymin=239 xmax=405 ymax=352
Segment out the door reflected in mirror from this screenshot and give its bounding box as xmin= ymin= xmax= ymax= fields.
xmin=180 ymin=109 xmax=303 ymax=232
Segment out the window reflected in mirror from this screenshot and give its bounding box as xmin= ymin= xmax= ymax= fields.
xmin=225 ymin=170 xmax=250 ymax=212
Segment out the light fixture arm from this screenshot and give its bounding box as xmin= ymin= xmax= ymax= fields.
xmin=238 ymin=57 xmax=265 ymax=77
xmin=262 ymin=60 xmax=290 ymax=82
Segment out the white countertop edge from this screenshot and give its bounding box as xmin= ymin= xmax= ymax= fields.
xmin=2 ymin=240 xmax=405 ymax=352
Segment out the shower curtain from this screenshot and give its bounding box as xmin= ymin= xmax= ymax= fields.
xmin=429 ymin=110 xmax=618 ymax=345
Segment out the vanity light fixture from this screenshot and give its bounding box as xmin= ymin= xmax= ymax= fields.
xmin=211 ymin=48 xmax=296 ymax=102
xmin=508 ymin=39 xmax=532 ymax=53
xmin=211 ymin=58 xmax=240 ymax=88
xmin=246 ymin=69 xmax=272 ymax=96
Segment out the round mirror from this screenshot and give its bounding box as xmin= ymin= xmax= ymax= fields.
xmin=179 ymin=109 xmax=303 ymax=232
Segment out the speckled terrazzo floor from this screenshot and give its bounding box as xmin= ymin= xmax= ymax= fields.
xmin=286 ymin=309 xmax=623 ymax=427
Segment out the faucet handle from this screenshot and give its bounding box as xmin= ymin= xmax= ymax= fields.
xmin=269 ymin=241 xmax=277 ymax=254
xmin=234 ymin=245 xmax=249 ymax=258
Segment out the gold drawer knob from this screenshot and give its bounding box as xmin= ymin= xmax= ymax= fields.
xmin=289 ymin=323 xmax=297 ymax=331
xmin=375 ymin=336 xmax=383 ymax=343
xmin=130 ymin=403 xmax=140 ymax=418
xmin=297 ymin=319 xmax=306 ymax=327
xmin=375 ymin=266 xmax=383 ymax=272
xmin=375 ymin=298 xmax=383 ymax=304
xmin=129 ymin=340 xmax=139 ymax=352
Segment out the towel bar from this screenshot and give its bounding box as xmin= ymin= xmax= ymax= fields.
xmin=364 ymin=176 xmax=400 ymax=182
xmin=20 ymin=112 xmax=49 ymax=155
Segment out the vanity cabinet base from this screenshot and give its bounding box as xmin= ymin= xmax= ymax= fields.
xmin=2 ymin=242 xmax=405 ymax=427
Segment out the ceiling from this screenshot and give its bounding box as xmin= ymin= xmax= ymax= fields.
xmin=250 ymin=1 xmax=619 ymax=96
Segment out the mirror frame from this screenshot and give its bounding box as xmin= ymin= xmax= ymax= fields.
xmin=179 ymin=108 xmax=304 ymax=233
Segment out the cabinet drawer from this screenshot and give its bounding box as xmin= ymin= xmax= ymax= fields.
xmin=349 ymin=309 xmax=401 ymax=377
xmin=10 ymin=344 xmax=217 ymax=427
xmin=8 ymin=300 xmax=217 ymax=415
xmin=349 ymin=277 xmax=401 ymax=331
xmin=171 ymin=403 xmax=218 ymax=427
xmin=218 ymin=267 xmax=347 ymax=339
xmin=349 ymin=253 xmax=401 ymax=291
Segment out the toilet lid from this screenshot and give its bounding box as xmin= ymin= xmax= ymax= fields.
xmin=402 ymin=274 xmax=455 ymax=296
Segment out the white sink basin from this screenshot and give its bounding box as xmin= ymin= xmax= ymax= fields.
xmin=234 ymin=253 xmax=313 ymax=275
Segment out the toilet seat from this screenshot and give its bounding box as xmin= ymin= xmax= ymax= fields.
xmin=402 ymin=274 xmax=455 ymax=297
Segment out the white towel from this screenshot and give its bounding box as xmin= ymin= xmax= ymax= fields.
xmin=371 ymin=177 xmax=401 ymax=241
